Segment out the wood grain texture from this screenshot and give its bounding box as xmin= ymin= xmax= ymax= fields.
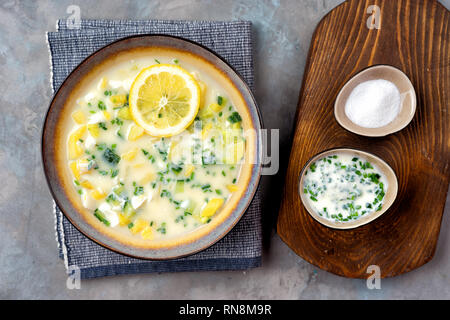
xmin=277 ymin=0 xmax=449 ymax=278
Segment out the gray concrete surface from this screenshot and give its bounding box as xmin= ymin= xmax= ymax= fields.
xmin=0 ymin=0 xmax=449 ymax=299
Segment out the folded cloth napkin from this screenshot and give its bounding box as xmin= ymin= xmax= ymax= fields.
xmin=46 ymin=19 xmax=262 ymax=279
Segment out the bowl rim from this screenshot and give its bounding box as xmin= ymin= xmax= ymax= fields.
xmin=298 ymin=147 xmax=399 ymax=230
xmin=334 ymin=64 xmax=417 ymax=137
xmin=41 ymin=34 xmax=263 ymax=260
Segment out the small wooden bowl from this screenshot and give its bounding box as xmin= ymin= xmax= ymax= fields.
xmin=298 ymin=148 xmax=398 ymax=230
xmin=334 ymin=65 xmax=416 ymax=137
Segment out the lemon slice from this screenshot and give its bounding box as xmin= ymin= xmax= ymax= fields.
xmin=129 ymin=64 xmax=200 ymax=137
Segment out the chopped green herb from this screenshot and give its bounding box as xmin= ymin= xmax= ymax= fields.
xmin=106 ymin=193 xmax=120 ymax=205
xmin=94 ymin=209 xmax=110 ymax=226
xmin=134 ymin=185 xmax=144 ymax=196
xmin=227 ymin=111 xmax=242 ymax=123
xmin=98 ymin=101 xmax=106 ymax=110
xmin=103 ymin=148 xmax=120 ymax=165
xmin=160 ymin=189 xmax=171 ymax=198
xmin=111 ymin=118 xmax=123 ymax=126
xmin=368 ymin=173 xmax=381 ymax=184
xmin=201 ymin=184 xmax=211 ymax=192
xmin=170 ymin=163 xmax=183 ymax=174
xmin=361 ymin=161 xmax=374 ymax=170
xmin=122 ymin=200 xmax=135 ymax=218
xmin=96 ymin=143 xmax=106 ymax=151
xmin=157 ymin=222 xmax=166 ymax=234
xmin=111 ymin=169 xmax=119 ymax=178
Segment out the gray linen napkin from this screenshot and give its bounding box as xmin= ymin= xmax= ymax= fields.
xmin=46 ymin=19 xmax=262 ymax=279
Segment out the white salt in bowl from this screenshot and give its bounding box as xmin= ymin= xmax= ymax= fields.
xmin=334 ymin=65 xmax=416 ymax=137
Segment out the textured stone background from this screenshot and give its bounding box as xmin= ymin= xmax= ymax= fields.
xmin=0 ymin=0 xmax=449 ymax=299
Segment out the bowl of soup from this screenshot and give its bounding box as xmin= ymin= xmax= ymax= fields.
xmin=42 ymin=35 xmax=262 ymax=259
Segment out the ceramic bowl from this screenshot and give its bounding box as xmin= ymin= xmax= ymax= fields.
xmin=42 ymin=35 xmax=262 ymax=259
xmin=298 ymin=148 xmax=398 ymax=229
xmin=334 ymin=65 xmax=416 ymax=137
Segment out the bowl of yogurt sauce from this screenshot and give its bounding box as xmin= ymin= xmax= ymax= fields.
xmin=298 ymin=148 xmax=398 ymax=229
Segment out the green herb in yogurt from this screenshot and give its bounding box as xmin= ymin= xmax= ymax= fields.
xmin=303 ymin=153 xmax=387 ymax=223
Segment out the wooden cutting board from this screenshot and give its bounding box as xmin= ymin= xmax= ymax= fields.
xmin=277 ymin=0 xmax=449 ymax=278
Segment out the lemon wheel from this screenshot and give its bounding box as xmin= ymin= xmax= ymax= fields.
xmin=129 ymin=64 xmax=200 ymax=137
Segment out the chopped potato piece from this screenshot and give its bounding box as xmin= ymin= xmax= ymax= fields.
xmin=198 ymin=104 xmax=214 ymax=118
xmin=91 ymin=189 xmax=106 ymax=200
xmin=68 ymin=125 xmax=86 ymax=159
xmin=128 ymin=124 xmax=144 ymax=141
xmin=231 ymin=122 xmax=241 ymax=130
xmin=109 ymin=94 xmax=127 ymax=106
xmin=97 ymin=77 xmax=107 ymax=90
xmin=69 ymin=159 xmax=90 ymax=185
xmin=130 ymin=218 xmax=148 ymax=234
xmin=87 ymin=124 xmax=100 ymax=138
xmin=80 ymin=180 xmax=94 ymax=189
xmin=117 ymin=106 xmax=133 ymax=120
xmin=197 ymin=80 xmax=207 ymax=109
xmin=121 ymin=148 xmax=138 ymax=161
xmin=118 ymin=213 xmax=131 ymax=226
xmin=201 ymin=198 xmax=224 ymax=218
xmin=226 ymin=184 xmax=238 ymax=192
xmin=71 ymin=110 xmax=86 ymax=124
xmin=69 ymin=161 xmax=80 ymax=180
xmin=76 ymin=158 xmax=90 ymax=176
xmin=103 ymin=111 xmax=112 ymax=120
xmin=139 ymin=172 xmax=155 ymax=185
xmin=168 ymin=141 xmax=179 ymax=161
xmin=141 ymin=226 xmax=154 ymax=240
xmin=209 ymin=103 xmax=223 ymax=113
xmin=184 ymin=165 xmax=195 ymax=177
xmin=202 ymin=123 xmax=213 ymax=140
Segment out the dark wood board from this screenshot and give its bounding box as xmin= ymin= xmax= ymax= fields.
xmin=277 ymin=0 xmax=449 ymax=278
